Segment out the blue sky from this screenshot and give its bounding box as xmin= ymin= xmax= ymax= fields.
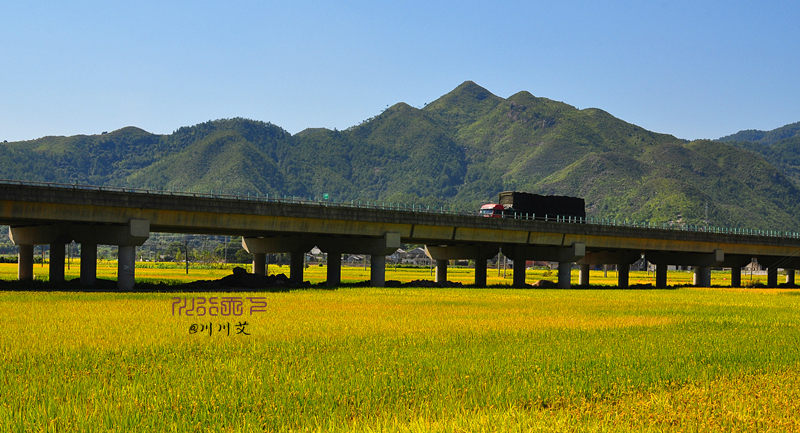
xmin=2 ymin=1 xmax=799 ymax=142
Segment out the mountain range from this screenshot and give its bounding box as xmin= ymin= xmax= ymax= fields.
xmin=3 ymin=81 xmax=800 ymax=231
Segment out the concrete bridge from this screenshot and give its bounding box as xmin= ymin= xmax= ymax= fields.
xmin=2 ymin=181 xmax=800 ymax=290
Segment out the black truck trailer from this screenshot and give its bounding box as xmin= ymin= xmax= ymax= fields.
xmin=497 ymin=191 xmax=586 ymax=220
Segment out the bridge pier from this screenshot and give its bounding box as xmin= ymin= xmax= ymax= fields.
xmin=326 ymin=253 xmax=342 ymax=287
xmin=80 ymin=243 xmax=98 ymax=286
xmin=577 ymin=251 xmax=640 ymax=288
xmin=767 ymin=267 xmax=779 ymax=287
xmin=290 ymin=251 xmax=305 ymax=284
xmin=512 ymin=251 xmax=528 ymax=288
xmin=288 ymin=232 xmax=401 ymax=287
xmin=49 ymin=243 xmax=66 ymax=284
xmin=72 ymin=220 xmax=150 ymax=291
xmin=243 ymin=236 xmax=316 ymax=284
xmin=252 ymin=253 xmax=267 ymax=276
xmin=754 ymin=257 xmax=800 ymax=287
xmin=557 ymin=262 xmax=572 ymax=289
xmin=693 ymin=266 xmax=712 ymax=287
xmin=425 ymin=245 xmax=499 ymax=287
xmin=370 ymin=255 xmax=387 ymax=286
xmin=475 ymin=257 xmax=488 ymax=287
xmin=10 ymin=224 xmax=72 ymax=283
xmin=17 ymin=244 xmax=34 ymax=281
xmin=118 ymin=246 xmax=136 ymax=291
xmin=435 ymin=259 xmax=448 ymax=284
xmin=504 ymin=243 xmax=585 ymax=288
xmin=787 ymin=269 xmax=796 ymax=285
xmin=579 ymin=264 xmax=590 ymax=286
xmin=618 ymin=265 xmax=630 ymax=287
xmin=9 ymin=220 xmax=149 ymax=290
xmin=646 ymin=250 xmax=725 ymax=288
xmin=656 ymin=265 xmax=668 ymax=287
xmin=730 ymin=266 xmax=742 ymax=287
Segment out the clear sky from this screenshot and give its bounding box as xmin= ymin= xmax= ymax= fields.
xmin=2 ymin=1 xmax=799 ymax=142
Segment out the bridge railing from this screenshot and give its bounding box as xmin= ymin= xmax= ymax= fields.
xmin=2 ymin=179 xmax=798 ymax=239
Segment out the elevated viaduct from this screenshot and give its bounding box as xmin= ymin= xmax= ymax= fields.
xmin=2 ymin=181 xmax=800 ymax=290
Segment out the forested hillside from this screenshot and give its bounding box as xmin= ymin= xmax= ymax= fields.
xmin=2 ymin=81 xmax=800 ymax=231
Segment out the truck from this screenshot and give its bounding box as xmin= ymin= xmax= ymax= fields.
xmin=481 ymin=191 xmax=586 ymax=221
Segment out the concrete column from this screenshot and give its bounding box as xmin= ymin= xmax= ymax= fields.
xmin=49 ymin=243 xmax=66 ymax=284
xmin=435 ymin=259 xmax=448 ymax=284
xmin=558 ymin=262 xmax=572 ymax=288
xmin=656 ymin=265 xmax=668 ymax=288
xmin=579 ymin=264 xmax=590 ymax=286
xmin=786 ymin=269 xmax=795 ymax=285
xmin=327 ymin=253 xmax=342 ymax=287
xmin=18 ymin=244 xmax=34 ymax=281
xmin=474 ymin=258 xmax=488 ymax=287
xmin=513 ymin=255 xmax=527 ymax=288
xmin=252 ymin=253 xmax=267 ymax=276
xmin=80 ymin=243 xmax=97 ymax=286
xmin=290 ymin=251 xmax=304 ymax=284
xmin=118 ymin=245 xmax=136 ymax=291
xmin=370 ymin=255 xmax=386 ymax=287
xmin=767 ymin=267 xmax=779 ymax=287
xmin=731 ymin=266 xmax=742 ymax=287
xmin=694 ymin=266 xmax=711 ymax=287
xmin=618 ymin=264 xmax=630 ymax=288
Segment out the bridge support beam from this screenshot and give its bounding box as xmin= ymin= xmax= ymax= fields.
xmin=768 ymin=267 xmax=779 ymax=287
xmin=577 ymin=251 xmax=641 ymax=288
xmin=314 ymin=233 xmax=401 ymax=287
xmin=49 ymin=243 xmax=66 ymax=284
xmin=693 ymin=266 xmax=712 ymax=287
xmin=243 ymin=236 xmax=317 ymax=284
xmin=72 ymin=220 xmax=150 ymax=291
xmin=252 ymin=253 xmax=267 ymax=276
xmin=646 ymin=250 xmax=724 ymax=288
xmin=656 ymin=265 xmax=668 ymax=287
xmin=731 ymin=266 xmax=742 ymax=287
xmin=9 ymin=221 xmax=148 ymax=290
xmin=787 ymin=269 xmax=796 ymax=285
xmin=18 ymin=244 xmax=33 ymax=281
xmin=435 ymin=260 xmax=448 ymax=284
xmin=618 ymin=265 xmax=630 ymax=288
xmin=504 ymin=243 xmax=585 ymax=288
xmin=326 ymin=253 xmax=342 ymax=287
xmin=10 ymin=224 xmax=72 ymax=283
xmin=723 ymin=255 xmax=753 ymax=288
xmin=513 ymin=254 xmax=528 ymax=288
xmin=753 ymin=257 xmax=800 ymax=287
xmin=290 ymin=252 xmax=305 ymax=284
xmin=118 ymin=246 xmax=136 ymax=291
xmin=579 ymin=264 xmax=590 ymax=286
xmin=475 ymin=258 xmax=488 ymax=287
xmin=81 ymin=244 xmax=97 ymax=286
xmin=371 ymin=255 xmax=387 ymax=287
xmin=557 ymin=262 xmax=572 ymax=289
xmin=425 ymin=245 xmax=499 ymax=287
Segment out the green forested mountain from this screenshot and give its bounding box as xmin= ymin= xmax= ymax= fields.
xmin=718 ymin=123 xmax=800 ymax=189
xmin=3 ymin=81 xmax=800 ymax=231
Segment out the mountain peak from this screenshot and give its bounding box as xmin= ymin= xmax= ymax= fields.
xmin=423 ymin=81 xmax=503 ymax=128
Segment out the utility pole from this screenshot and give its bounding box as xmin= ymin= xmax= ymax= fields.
xmin=184 ymin=237 xmax=189 ymax=275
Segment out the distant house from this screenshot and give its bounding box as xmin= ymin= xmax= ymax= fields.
xmin=400 ymin=247 xmax=431 ymax=266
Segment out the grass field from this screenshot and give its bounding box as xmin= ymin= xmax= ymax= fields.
xmin=1 ymin=263 xmax=796 ymax=431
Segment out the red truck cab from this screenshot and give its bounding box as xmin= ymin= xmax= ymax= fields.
xmin=480 ymin=203 xmax=504 ymax=217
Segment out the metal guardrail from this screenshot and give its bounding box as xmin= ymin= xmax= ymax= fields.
xmin=1 ymin=179 xmax=798 ymax=239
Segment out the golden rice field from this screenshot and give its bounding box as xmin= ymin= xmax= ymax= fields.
xmin=0 ymin=261 xmax=773 ymax=287
xmin=0 ymin=262 xmax=796 ymax=431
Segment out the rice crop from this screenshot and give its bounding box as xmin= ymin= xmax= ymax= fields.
xmin=1 ymin=287 xmax=799 ymax=431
